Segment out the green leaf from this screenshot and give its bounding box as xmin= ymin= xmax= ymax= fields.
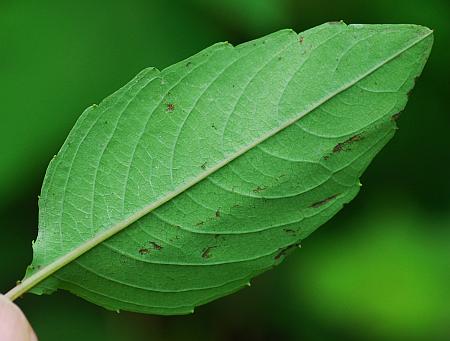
xmin=10 ymin=22 xmax=433 ymax=315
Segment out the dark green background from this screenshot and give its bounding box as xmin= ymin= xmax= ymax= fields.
xmin=1 ymin=1 xmax=449 ymax=340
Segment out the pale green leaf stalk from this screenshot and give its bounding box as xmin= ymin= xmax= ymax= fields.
xmin=5 ymin=22 xmax=433 ymax=315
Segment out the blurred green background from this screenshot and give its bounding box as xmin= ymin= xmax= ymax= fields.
xmin=1 ymin=0 xmax=449 ymax=340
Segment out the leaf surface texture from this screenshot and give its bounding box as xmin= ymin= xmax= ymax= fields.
xmin=26 ymin=23 xmax=433 ymax=314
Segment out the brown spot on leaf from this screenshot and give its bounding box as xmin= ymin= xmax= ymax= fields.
xmin=196 ymin=221 xmax=205 ymax=227
xmin=202 ymin=246 xmax=217 ymax=259
xmin=391 ymin=112 xmax=402 ymax=122
xmin=201 ymin=162 xmax=207 ymax=170
xmin=333 ymin=134 xmax=363 ymax=153
xmin=253 ymin=185 xmax=267 ymax=193
xmin=299 ymin=36 xmax=304 ymax=44
xmin=215 ymin=209 xmax=221 ymax=218
xmin=166 ymin=103 xmax=175 ymax=112
xmin=139 ymin=248 xmax=149 ymax=255
xmin=310 ymin=194 xmax=339 ymax=208
xmin=283 ymin=228 xmax=296 ymax=234
xmin=149 ymin=241 xmax=162 ymax=250
xmin=333 ymin=143 xmax=344 ymax=153
xmin=275 ymin=243 xmax=301 ymax=260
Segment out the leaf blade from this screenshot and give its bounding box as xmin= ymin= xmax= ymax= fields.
xmin=17 ymin=23 xmax=432 ymax=314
